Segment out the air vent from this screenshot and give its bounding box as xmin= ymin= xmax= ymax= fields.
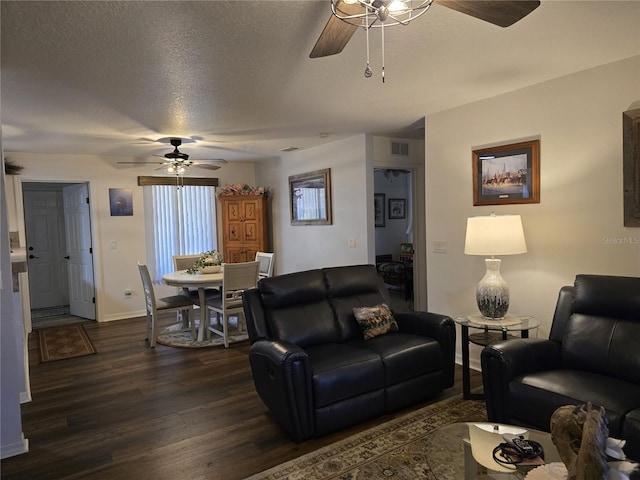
xmin=391 ymin=141 xmax=409 ymax=156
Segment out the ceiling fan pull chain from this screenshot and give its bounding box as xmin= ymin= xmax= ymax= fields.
xmin=364 ymin=8 xmax=372 ymax=78
xmin=381 ymin=23 xmax=385 ymax=83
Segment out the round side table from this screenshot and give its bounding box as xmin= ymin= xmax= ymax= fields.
xmin=454 ymin=314 xmax=540 ymax=400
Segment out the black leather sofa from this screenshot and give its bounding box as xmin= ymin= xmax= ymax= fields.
xmin=242 ymin=264 xmax=456 ymax=441
xmin=481 ymin=274 xmax=640 ymax=460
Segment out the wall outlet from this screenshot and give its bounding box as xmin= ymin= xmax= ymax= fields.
xmin=348 ymin=237 xmax=356 ymax=248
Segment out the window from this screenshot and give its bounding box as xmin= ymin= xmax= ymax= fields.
xmin=144 ymin=185 xmax=217 ymax=282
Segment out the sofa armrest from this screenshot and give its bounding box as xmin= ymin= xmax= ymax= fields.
xmin=248 ymin=339 xmax=314 ymax=442
xmin=481 ymin=338 xmax=562 ymax=423
xmin=395 ymin=311 xmax=456 ymax=388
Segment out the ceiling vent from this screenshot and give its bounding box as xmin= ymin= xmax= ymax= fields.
xmin=391 ymin=141 xmax=409 ymax=156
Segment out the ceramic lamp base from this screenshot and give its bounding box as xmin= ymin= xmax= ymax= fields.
xmin=476 ymin=258 xmax=509 ymax=319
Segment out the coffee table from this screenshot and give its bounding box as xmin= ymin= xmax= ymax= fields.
xmin=424 ymin=422 xmax=562 ymax=479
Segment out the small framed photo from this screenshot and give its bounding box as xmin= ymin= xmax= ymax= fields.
xmin=374 ymin=193 xmax=385 ymax=227
xmin=109 ymin=188 xmax=133 ymax=216
xmin=401 ymin=243 xmax=413 ymax=253
xmin=388 ymin=198 xmax=406 ymax=219
xmin=472 ymin=139 xmax=540 ymax=206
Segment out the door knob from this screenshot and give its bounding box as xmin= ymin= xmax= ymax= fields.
xmin=29 ymin=254 xmax=40 ymax=259
xmin=64 ymin=256 xmax=70 ymax=259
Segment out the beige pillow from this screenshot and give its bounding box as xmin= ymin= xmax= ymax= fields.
xmin=352 ymin=303 xmax=398 ymax=340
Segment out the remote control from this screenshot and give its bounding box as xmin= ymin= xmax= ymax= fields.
xmin=502 ymin=434 xmax=536 ymax=456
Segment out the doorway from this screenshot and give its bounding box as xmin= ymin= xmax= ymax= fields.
xmin=374 ymin=168 xmax=414 ymax=312
xmin=23 ymin=182 xmax=96 ymax=327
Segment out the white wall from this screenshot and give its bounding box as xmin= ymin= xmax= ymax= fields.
xmin=425 ymin=56 xmax=640 ymax=366
xmin=6 ymin=152 xmax=257 ymax=321
xmin=255 ymin=135 xmax=372 ymax=275
xmin=1 ymin=156 xmax=29 ymax=458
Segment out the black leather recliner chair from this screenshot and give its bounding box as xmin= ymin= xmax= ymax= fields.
xmin=481 ymin=274 xmax=640 ymax=460
xmin=242 ymin=264 xmax=456 ymax=442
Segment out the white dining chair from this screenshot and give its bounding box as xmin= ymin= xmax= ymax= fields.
xmin=138 ymin=263 xmax=196 ymax=347
xmin=172 ymin=254 xmax=221 ymax=298
xmin=206 ymin=261 xmax=259 ymax=348
xmin=255 ymin=251 xmax=275 ymax=279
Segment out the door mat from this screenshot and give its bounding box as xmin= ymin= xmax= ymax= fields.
xmin=37 ymin=324 xmax=97 ymax=363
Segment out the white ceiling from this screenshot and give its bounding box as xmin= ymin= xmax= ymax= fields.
xmin=2 ymin=1 xmax=639 ymax=163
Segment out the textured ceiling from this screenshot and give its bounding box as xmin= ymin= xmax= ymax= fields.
xmin=2 ymin=1 xmax=639 ymax=163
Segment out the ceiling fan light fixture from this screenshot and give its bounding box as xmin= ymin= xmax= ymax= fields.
xmin=330 ymin=0 xmax=433 ymax=82
xmin=331 ymin=0 xmax=433 ymax=28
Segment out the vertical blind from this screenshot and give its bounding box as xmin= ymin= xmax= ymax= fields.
xmin=151 ymin=185 xmax=217 ymax=281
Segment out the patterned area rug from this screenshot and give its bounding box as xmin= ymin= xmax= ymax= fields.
xmin=245 ymin=395 xmax=487 ymax=480
xmin=37 ymin=324 xmax=97 ymax=363
xmin=155 ymin=317 xmax=249 ymax=348
xmin=155 ymin=329 xmax=249 ymax=348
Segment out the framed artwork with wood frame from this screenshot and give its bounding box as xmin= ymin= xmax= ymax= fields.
xmin=374 ymin=194 xmax=385 ymax=227
xmin=623 ymin=108 xmax=640 ymax=227
xmin=472 ymin=139 xmax=540 ymax=206
xmin=289 ymin=168 xmax=332 ymax=225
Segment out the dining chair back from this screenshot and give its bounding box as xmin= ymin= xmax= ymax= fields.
xmin=172 ymin=254 xmax=201 ymax=271
xmin=206 ymin=261 xmax=259 ymax=347
xmin=255 ymin=251 xmax=275 ymax=279
xmin=172 ymin=254 xmax=220 ymax=305
xmin=138 ymin=262 xmax=196 ymax=347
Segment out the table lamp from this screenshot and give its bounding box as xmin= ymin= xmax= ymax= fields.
xmin=464 ymin=214 xmax=527 ymax=319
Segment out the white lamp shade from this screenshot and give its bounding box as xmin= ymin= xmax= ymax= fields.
xmin=464 ymin=214 xmax=527 ymax=256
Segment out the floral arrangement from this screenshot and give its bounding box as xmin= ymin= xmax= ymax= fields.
xmin=217 ymin=183 xmax=270 ymax=196
xmin=186 ymin=250 xmax=223 ymax=274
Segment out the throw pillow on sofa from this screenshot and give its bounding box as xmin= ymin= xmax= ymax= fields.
xmin=353 ymin=303 xmax=398 ymax=340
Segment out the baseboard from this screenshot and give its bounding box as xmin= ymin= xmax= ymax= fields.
xmin=101 ymin=310 xmax=146 ymax=322
xmin=1 ymin=434 xmax=29 ymax=459
xmin=455 ymin=353 xmax=482 ymax=372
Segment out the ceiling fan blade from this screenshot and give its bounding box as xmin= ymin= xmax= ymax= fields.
xmin=191 ymin=159 xmax=227 ymax=164
xmin=117 ymin=161 xmax=165 ymax=165
xmin=310 ymin=0 xmax=364 ymax=58
xmin=192 ymin=164 xmax=222 ymax=171
xmin=435 ymin=0 xmax=540 ymax=27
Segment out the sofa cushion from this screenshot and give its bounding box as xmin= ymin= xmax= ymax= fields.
xmin=323 ymin=265 xmax=390 ymax=342
xmin=350 ymin=333 xmax=443 ymax=385
xmin=352 ymin=303 xmax=398 ymax=340
xmin=258 ymin=270 xmax=341 ymax=347
xmin=306 ymin=343 xmax=385 ymax=408
xmin=573 ymin=274 xmax=640 ymax=320
xmin=562 ymin=314 xmax=640 ymax=384
xmin=507 ymin=369 xmax=640 ymax=435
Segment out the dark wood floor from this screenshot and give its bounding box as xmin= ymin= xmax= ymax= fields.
xmin=1 ymin=315 xmax=483 ymax=480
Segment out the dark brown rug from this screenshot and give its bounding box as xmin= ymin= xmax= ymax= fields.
xmin=37 ymin=324 xmax=97 ymax=363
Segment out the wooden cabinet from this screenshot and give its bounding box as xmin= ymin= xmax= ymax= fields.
xmin=218 ymin=195 xmax=269 ymax=263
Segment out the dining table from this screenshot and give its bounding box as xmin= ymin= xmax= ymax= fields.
xmin=162 ymin=269 xmax=223 ymax=341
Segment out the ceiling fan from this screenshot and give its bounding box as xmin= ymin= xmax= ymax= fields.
xmin=118 ymin=138 xmax=227 ymax=175
xmin=310 ymin=0 xmax=541 ymax=59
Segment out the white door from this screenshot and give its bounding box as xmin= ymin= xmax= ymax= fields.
xmin=24 ymin=190 xmax=69 ymax=309
xmin=63 ymin=184 xmax=96 ymax=320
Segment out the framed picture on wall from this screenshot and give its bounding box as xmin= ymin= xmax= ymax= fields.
xmin=388 ymin=198 xmax=406 ymax=219
xmin=472 ymin=139 xmax=540 ymax=206
xmin=289 ymin=168 xmax=333 ymax=225
xmin=109 ymin=188 xmax=133 ymax=216
xmin=374 ymin=193 xmax=385 ymax=227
